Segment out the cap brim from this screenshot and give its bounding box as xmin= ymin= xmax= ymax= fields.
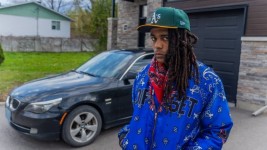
xmin=137 ymin=24 xmax=178 ymax=33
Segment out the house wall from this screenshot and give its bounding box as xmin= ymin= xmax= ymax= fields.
xmin=237 ymin=37 xmax=267 ymax=112
xmin=107 ymin=18 xmax=118 ymax=50
xmin=116 ymin=0 xmax=142 ymax=48
xmin=114 ymin=0 xmax=162 ymax=49
xmin=0 ymin=14 xmax=70 ymax=38
xmin=165 ymin=0 xmax=267 ymax=36
xmin=0 ymin=3 xmax=69 ymax=21
xmin=165 ymin=0 xmax=267 ymax=111
xmin=38 ymin=18 xmax=70 ymax=38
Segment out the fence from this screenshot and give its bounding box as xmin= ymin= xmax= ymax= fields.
xmin=0 ymin=36 xmax=98 ymax=52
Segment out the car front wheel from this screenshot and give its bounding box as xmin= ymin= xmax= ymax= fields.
xmin=62 ymin=105 xmax=102 ymax=147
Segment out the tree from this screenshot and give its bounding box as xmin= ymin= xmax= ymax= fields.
xmin=68 ymin=0 xmax=91 ymax=37
xmin=0 ymin=44 xmax=5 ymax=65
xmin=68 ymin=0 xmax=113 ymax=51
xmin=88 ymin=0 xmax=112 ymax=51
xmin=8 ymin=0 xmax=74 ymax=14
xmin=40 ymin=0 xmax=91 ymax=14
xmin=40 ymin=0 xmax=73 ymax=14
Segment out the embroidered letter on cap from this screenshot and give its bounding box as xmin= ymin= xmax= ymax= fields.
xmin=151 ymin=12 xmax=161 ymax=24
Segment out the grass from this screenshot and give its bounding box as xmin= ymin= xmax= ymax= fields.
xmin=0 ymin=51 xmax=97 ymax=102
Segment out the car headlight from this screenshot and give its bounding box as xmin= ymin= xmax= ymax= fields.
xmin=24 ymin=98 xmax=62 ymax=114
xmin=6 ymin=96 xmax=10 ymax=108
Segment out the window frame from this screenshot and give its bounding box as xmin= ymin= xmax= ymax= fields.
xmin=51 ymin=21 xmax=61 ymax=30
xmin=120 ymin=53 xmax=154 ymax=80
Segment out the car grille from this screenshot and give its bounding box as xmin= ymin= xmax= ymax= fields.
xmin=10 ymin=98 xmax=21 ymax=111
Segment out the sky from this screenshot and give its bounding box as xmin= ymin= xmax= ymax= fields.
xmin=0 ymin=0 xmax=91 ymax=14
xmin=0 ymin=0 xmax=68 ymax=14
xmin=0 ymin=0 xmax=10 ymax=5
xmin=0 ymin=0 xmax=31 ymax=6
xmin=0 ymin=0 xmax=79 ymax=6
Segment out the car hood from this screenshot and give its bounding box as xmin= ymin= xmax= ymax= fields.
xmin=10 ymin=71 xmax=110 ymax=103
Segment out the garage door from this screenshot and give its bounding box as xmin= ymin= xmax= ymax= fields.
xmin=188 ymin=9 xmax=245 ymax=104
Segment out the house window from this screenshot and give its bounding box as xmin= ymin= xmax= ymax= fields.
xmin=52 ymin=21 xmax=60 ymax=30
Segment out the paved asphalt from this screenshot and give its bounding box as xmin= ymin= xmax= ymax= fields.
xmin=1 ymin=103 xmax=267 ymax=150
xmin=0 ymin=103 xmax=121 ymax=150
xmin=223 ymin=108 xmax=267 ymax=150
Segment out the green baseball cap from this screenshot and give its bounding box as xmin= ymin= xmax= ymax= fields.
xmin=137 ymin=7 xmax=190 ymax=32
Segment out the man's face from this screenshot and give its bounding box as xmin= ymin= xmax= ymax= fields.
xmin=150 ymin=28 xmax=169 ymax=64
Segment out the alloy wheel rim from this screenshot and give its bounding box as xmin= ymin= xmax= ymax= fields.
xmin=70 ymin=112 xmax=98 ymax=143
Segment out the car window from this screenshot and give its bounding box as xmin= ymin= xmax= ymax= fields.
xmin=128 ymin=54 xmax=153 ymax=75
xmin=76 ymin=51 xmax=134 ymax=78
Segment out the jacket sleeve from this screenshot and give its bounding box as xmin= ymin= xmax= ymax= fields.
xmin=185 ymin=77 xmax=233 ymax=150
xmin=118 ymin=124 xmax=130 ymax=148
xmin=118 ymin=75 xmax=138 ymax=148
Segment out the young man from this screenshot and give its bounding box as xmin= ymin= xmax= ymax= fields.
xmin=118 ymin=7 xmax=233 ymax=150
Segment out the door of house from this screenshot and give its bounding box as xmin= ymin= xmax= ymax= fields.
xmin=188 ymin=8 xmax=245 ymax=104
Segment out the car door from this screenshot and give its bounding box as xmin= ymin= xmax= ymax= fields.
xmin=111 ymin=53 xmax=154 ymax=123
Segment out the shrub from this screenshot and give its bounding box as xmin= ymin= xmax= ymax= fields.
xmin=0 ymin=44 xmax=5 ymax=65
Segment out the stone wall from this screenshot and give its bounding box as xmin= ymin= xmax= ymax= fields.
xmin=107 ymin=18 xmax=118 ymax=50
xmin=112 ymin=0 xmax=163 ymax=49
xmin=237 ymin=37 xmax=267 ymax=111
xmin=116 ymin=0 xmax=142 ymax=48
xmin=0 ymin=36 xmax=97 ymax=52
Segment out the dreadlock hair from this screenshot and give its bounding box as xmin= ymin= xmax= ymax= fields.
xmin=163 ymin=28 xmax=199 ymax=104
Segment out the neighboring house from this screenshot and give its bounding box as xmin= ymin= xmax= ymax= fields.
xmin=0 ymin=2 xmax=72 ymax=38
xmin=107 ymin=0 xmax=267 ymax=112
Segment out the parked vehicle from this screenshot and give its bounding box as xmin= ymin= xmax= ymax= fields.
xmin=5 ymin=48 xmax=153 ymax=147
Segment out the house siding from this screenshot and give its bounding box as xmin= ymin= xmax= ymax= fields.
xmin=0 ymin=14 xmax=70 ymax=38
xmin=39 ymin=19 xmax=70 ymax=38
xmin=165 ymin=0 xmax=267 ymax=36
xmin=0 ymin=14 xmax=37 ymax=36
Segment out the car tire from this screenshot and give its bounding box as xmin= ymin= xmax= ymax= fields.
xmin=62 ymin=105 xmax=102 ymax=147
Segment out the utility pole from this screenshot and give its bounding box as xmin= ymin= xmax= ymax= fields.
xmin=112 ymin=0 xmax=115 ymax=17
xmin=36 ymin=6 xmax=40 ymax=37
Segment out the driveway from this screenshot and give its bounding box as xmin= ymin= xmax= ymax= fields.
xmin=0 ymin=103 xmax=121 ymax=150
xmin=223 ymin=107 xmax=267 ymax=150
xmin=1 ymin=104 xmax=267 ymax=150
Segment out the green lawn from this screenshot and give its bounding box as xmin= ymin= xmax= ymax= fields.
xmin=0 ymin=52 xmax=97 ymax=101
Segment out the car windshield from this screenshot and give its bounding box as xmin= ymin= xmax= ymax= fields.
xmin=76 ymin=51 xmax=134 ymax=78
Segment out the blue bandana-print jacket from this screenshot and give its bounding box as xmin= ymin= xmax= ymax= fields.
xmin=118 ymin=62 xmax=233 ymax=150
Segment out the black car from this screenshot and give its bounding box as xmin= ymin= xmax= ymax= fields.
xmin=5 ymin=48 xmax=153 ymax=147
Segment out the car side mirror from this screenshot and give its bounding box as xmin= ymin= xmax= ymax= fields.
xmin=123 ymin=71 xmax=136 ymax=85
xmin=124 ymin=71 xmax=136 ymax=80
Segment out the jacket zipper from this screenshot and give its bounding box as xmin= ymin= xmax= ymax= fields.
xmin=150 ymin=111 xmax=158 ymax=150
